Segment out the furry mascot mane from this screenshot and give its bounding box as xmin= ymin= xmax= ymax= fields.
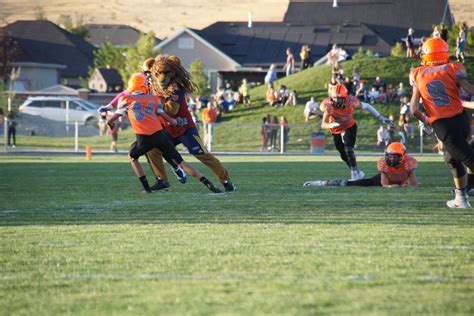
xmin=143 ymin=55 xmax=195 ymax=98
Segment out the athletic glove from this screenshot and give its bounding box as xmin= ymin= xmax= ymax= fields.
xmin=327 ymin=122 xmax=340 ymax=129
xmin=420 ymin=122 xmax=434 ymax=135
xmin=175 ymin=117 xmax=188 ymax=127
xmin=98 ymin=105 xmax=110 ymax=113
xmin=378 ymin=115 xmax=394 ymax=126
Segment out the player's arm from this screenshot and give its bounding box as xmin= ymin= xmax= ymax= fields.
xmin=459 ymin=79 xmax=474 ymax=96
xmin=410 ymin=85 xmax=429 ymax=124
xmin=321 ymin=112 xmax=338 ymax=129
xmin=462 ymin=100 xmax=474 ymax=109
xmin=107 ymin=97 xmax=126 ymax=128
xmin=407 ymin=170 xmax=417 ymax=187
xmin=380 ymin=172 xmax=393 ymax=187
xmin=359 ymin=102 xmax=393 ymax=125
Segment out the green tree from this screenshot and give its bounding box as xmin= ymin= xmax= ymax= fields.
xmin=34 ymin=6 xmax=47 ymax=20
xmin=122 ymin=31 xmax=156 ymax=83
xmin=88 ymin=42 xmax=126 ymax=79
xmin=190 ymin=59 xmax=209 ymax=96
xmin=352 ymin=47 xmax=366 ymax=60
xmin=57 ymin=14 xmax=88 ymax=38
xmin=391 ymin=42 xmax=405 ymax=57
xmin=366 ymin=49 xmax=375 ymax=57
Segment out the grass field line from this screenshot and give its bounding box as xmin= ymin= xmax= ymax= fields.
xmin=8 ymin=272 xmax=470 ymax=283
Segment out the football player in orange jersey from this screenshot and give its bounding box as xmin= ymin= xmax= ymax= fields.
xmin=320 ymin=84 xmax=393 ymax=181
xmin=107 ymin=73 xmax=222 ymax=194
xmin=410 ymin=38 xmax=474 ymax=208
xmin=303 ymin=142 xmax=417 ymax=187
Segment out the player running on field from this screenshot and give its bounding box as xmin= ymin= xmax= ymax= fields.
xmin=303 ymin=142 xmax=417 ymax=187
xmin=107 ymin=73 xmax=222 ymax=194
xmin=320 ymin=84 xmax=393 ymax=181
xmin=410 ymin=37 xmax=474 ymax=208
xmin=98 ymin=75 xmax=188 ymax=187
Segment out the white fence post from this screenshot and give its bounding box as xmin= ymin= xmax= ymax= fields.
xmin=207 ymin=123 xmax=213 ymax=152
xmin=74 ymin=121 xmax=79 ymax=152
xmin=280 ymin=124 xmax=284 ymax=154
xmin=4 ymin=117 xmax=7 ymax=152
xmin=419 ymin=123 xmax=423 ymax=154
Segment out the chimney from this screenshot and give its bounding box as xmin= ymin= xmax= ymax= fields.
xmin=333 ymin=0 xmax=338 ymax=8
xmin=248 ymin=11 xmax=252 ymax=28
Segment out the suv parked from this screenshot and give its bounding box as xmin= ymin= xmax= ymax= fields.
xmin=19 ymin=96 xmax=100 ymax=125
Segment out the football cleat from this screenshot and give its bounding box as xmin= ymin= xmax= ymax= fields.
xmin=208 ymin=184 xmax=223 ymax=194
xmin=303 ymin=180 xmax=327 ymax=186
xmin=173 ymin=167 xmax=187 ymax=184
xmin=357 ymin=169 xmax=365 ymax=180
xmin=351 ymin=168 xmax=364 ymax=181
xmin=150 ymin=179 xmax=170 ymax=191
xmin=140 ymin=188 xmax=155 ymax=194
xmin=446 ymin=197 xmax=471 ymax=209
xmin=223 ymin=180 xmax=237 ymax=192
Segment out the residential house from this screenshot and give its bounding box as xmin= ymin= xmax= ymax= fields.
xmin=3 ymin=20 xmax=96 ymax=90
xmin=88 ymin=67 xmax=124 ymax=92
xmin=84 ymin=24 xmax=161 ymax=48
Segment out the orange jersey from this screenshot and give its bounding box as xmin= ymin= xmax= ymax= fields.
xmin=410 ymin=62 xmax=467 ymax=124
xmin=119 ymin=93 xmax=164 ymax=135
xmin=377 ymin=155 xmax=417 ymax=185
xmin=322 ymin=95 xmax=359 ymax=134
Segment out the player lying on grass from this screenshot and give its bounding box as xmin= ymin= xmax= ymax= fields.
xmin=410 ymin=37 xmax=474 ymax=208
xmin=107 ymin=73 xmax=222 ymax=194
xmin=98 ymin=75 xmax=188 ymax=188
xmin=303 ymin=142 xmax=417 ymax=187
xmin=320 ymin=84 xmax=393 ymax=181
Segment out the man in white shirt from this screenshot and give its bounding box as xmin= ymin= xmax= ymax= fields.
xmin=304 ymin=97 xmax=321 ymax=122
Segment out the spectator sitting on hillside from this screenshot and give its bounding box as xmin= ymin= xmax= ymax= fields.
xmin=372 ymin=76 xmax=386 ymax=91
xmin=355 ymin=81 xmax=368 ymax=101
xmin=327 ymin=44 xmax=349 ymax=64
xmin=396 ymin=82 xmax=407 ymax=103
xmin=378 ymin=86 xmax=388 ymax=104
xmin=368 ymin=86 xmax=380 ymax=103
xmin=284 ymin=90 xmax=298 ymax=107
xmin=304 ymin=97 xmax=322 ymax=122
xmin=279 ymin=84 xmax=290 ymax=105
xmin=386 ymin=83 xmax=396 ymax=102
xmin=266 ymin=84 xmax=279 ymax=107
xmin=264 ymin=64 xmax=277 ymax=86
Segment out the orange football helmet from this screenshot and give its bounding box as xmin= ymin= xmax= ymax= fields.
xmin=127 ymin=73 xmax=148 ymax=93
xmin=421 ymin=38 xmax=449 ymax=66
xmin=385 ymin=142 xmax=406 ymax=167
xmin=330 ymin=84 xmax=348 ymax=109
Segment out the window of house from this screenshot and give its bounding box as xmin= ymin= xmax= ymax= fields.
xmin=178 ymin=37 xmax=194 ymax=49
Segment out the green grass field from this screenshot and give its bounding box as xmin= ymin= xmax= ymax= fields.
xmin=0 ymin=154 xmax=473 ymax=315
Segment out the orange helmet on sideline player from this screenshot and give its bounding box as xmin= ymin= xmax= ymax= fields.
xmin=330 ymin=84 xmax=348 ymax=109
xmin=421 ymin=38 xmax=449 ymax=66
xmin=385 ymin=142 xmax=406 ymax=167
xmin=127 ymin=73 xmax=148 ymax=94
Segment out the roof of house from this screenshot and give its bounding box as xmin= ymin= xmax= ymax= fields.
xmin=84 ymin=24 xmax=160 ymax=48
xmin=4 ymin=20 xmax=96 ymax=78
xmin=96 ymin=67 xmax=123 ymax=86
xmin=195 ymin=21 xmax=392 ymax=67
xmin=283 ymin=0 xmax=453 ymax=44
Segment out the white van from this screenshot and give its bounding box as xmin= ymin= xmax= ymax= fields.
xmin=19 ymin=96 xmax=100 ymax=125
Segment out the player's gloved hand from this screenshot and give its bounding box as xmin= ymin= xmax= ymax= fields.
xmin=378 ymin=115 xmax=394 ymax=126
xmin=98 ymin=106 xmax=109 ymax=113
xmin=420 ymin=122 xmax=434 ymax=135
xmin=175 ymin=117 xmax=188 ymax=127
xmin=327 ymin=122 xmax=340 ymax=129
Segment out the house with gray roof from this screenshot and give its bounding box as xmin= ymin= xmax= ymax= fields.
xmin=84 ymin=24 xmax=161 ymax=48
xmin=3 ymin=20 xmax=96 ymax=90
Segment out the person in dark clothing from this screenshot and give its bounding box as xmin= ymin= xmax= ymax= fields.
xmin=7 ymin=111 xmax=16 ymax=148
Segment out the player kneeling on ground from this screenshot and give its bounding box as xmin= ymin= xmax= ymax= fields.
xmin=303 ymin=142 xmax=417 ymax=188
xmin=107 ymin=73 xmax=222 ymax=194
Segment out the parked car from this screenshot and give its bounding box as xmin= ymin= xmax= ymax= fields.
xmin=19 ymin=96 xmax=100 ymax=125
